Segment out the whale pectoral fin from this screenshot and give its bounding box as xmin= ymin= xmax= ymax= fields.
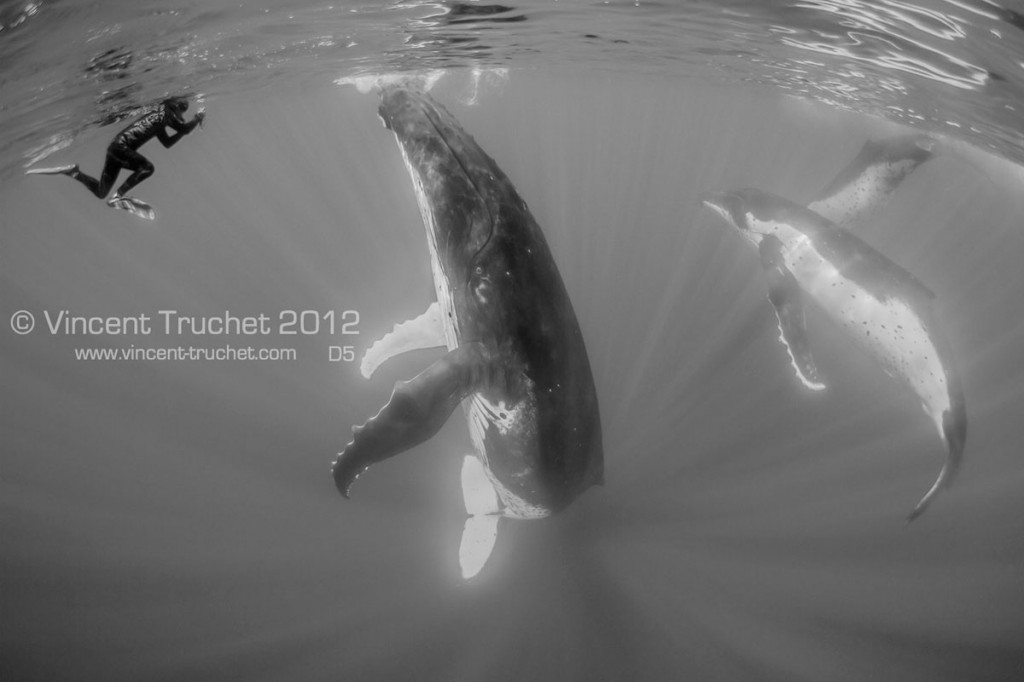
xmin=907 ymin=451 xmax=957 ymax=522
xmin=459 ymin=514 xmax=500 ymax=580
xmin=907 ymin=407 xmax=967 ymax=522
xmin=360 ymin=301 xmax=446 ymax=379
xmin=333 ymin=342 xmax=489 ymax=497
xmin=759 ymin=237 xmax=826 ymax=392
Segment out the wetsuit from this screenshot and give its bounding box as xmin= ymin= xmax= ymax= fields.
xmin=70 ymin=102 xmax=202 ymax=199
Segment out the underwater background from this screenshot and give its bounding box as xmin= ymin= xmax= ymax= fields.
xmin=2 ymin=1 xmax=1024 ymax=680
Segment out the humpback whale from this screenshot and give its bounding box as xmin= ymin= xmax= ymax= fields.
xmin=333 ymin=87 xmax=603 ymax=578
xmin=702 ymin=188 xmax=965 ymax=521
xmin=808 ymin=134 xmax=935 ymax=228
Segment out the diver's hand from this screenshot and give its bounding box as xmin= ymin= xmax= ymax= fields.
xmin=193 ymin=110 xmax=206 ymax=129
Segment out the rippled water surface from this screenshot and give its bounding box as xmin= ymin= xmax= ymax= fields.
xmin=2 ymin=2 xmax=1024 ymax=681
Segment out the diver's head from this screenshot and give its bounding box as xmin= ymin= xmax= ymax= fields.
xmin=163 ymin=96 xmax=190 ymax=114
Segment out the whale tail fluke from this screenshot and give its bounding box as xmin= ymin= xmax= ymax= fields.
xmin=907 ymin=408 xmax=967 ymax=522
xmin=459 ymin=455 xmax=502 ymax=580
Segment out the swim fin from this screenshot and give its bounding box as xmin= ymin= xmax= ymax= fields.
xmin=107 ymin=195 xmax=155 ymax=220
xmin=25 ymin=164 xmax=77 ymax=176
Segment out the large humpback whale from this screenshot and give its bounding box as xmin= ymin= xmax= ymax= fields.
xmin=702 ymin=188 xmax=965 ymax=521
xmin=333 ymin=87 xmax=603 ymax=577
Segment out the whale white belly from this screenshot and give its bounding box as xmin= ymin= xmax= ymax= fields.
xmin=784 ymin=233 xmax=951 ymax=429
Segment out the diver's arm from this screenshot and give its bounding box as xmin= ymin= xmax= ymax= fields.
xmin=157 ymin=112 xmax=205 ymax=148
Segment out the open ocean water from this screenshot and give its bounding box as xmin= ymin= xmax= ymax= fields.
xmin=2 ymin=1 xmax=1024 ymax=680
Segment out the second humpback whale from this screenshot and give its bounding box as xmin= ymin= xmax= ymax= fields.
xmin=333 ymin=87 xmax=603 ymax=578
xmin=702 ymin=188 xmax=966 ymax=521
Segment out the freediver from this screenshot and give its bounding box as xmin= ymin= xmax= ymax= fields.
xmin=26 ymin=96 xmax=205 ymax=219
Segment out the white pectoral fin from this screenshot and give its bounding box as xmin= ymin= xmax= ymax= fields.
xmin=459 ymin=514 xmax=500 ymax=580
xmin=332 ymin=343 xmax=489 ymax=497
xmin=360 ymin=301 xmax=445 ymax=378
xmin=760 ymin=237 xmax=826 ymax=392
xmin=459 ymin=455 xmax=502 ymax=579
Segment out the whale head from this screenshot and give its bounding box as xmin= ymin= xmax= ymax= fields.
xmin=701 ymin=188 xmax=791 ymax=246
xmin=701 ymin=189 xmax=748 ymax=231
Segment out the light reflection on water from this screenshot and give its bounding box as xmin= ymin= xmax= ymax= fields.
xmin=3 ymin=0 xmax=1024 ymax=173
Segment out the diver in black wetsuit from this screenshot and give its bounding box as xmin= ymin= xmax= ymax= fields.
xmin=30 ymin=96 xmax=205 ymax=205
